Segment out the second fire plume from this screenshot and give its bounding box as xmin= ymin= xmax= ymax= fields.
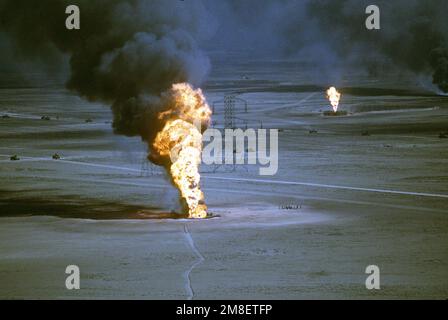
xmin=152 ymin=83 xmax=212 ymax=219
xmin=326 ymin=87 xmax=341 ymax=112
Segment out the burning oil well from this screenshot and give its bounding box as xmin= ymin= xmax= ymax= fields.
xmin=323 ymin=87 xmax=347 ymax=116
xmin=0 ymin=0 xmax=214 ymax=218
xmin=152 ymin=83 xmax=211 ymax=219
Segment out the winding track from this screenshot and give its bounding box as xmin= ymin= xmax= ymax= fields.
xmin=183 ymin=224 xmax=205 ymax=300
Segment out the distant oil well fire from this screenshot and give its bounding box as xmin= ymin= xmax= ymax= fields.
xmin=326 ymin=87 xmax=341 ymax=112
xmin=324 ymin=87 xmax=346 ymax=116
xmin=152 ymin=83 xmax=212 ymax=219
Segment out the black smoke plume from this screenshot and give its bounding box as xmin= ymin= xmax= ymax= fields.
xmin=0 ymin=0 xmax=213 ymax=141
xmin=304 ymin=0 xmax=448 ymax=93
xmin=2 ymin=0 xmax=448 ymax=104
xmin=204 ymin=0 xmax=448 ymax=93
xmin=430 ymin=48 xmax=448 ymax=93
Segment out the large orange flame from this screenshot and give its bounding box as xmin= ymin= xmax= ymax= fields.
xmin=326 ymin=86 xmax=341 ymax=112
xmin=153 ymin=83 xmax=211 ymax=219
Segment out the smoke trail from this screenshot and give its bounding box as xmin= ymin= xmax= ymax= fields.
xmin=3 ymin=1 xmax=448 ymax=96
xmin=204 ymin=0 xmax=448 ymax=93
xmin=0 ymin=0 xmax=214 ymax=140
xmin=304 ymin=0 xmax=448 ymax=92
xmin=430 ymin=48 xmax=448 ymax=93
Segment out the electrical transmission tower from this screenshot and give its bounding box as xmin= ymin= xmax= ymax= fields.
xmin=224 ymin=94 xmax=236 ymax=129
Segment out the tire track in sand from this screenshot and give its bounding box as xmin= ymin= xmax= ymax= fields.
xmin=183 ymin=224 xmax=205 ymax=300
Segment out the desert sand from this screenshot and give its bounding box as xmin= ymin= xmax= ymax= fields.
xmin=1 ymin=60 xmax=447 ymax=299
